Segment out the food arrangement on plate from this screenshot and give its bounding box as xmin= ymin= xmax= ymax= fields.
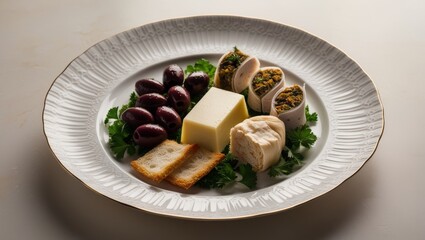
xmin=42 ymin=16 xmax=384 ymax=219
xmin=104 ymin=47 xmax=319 ymax=190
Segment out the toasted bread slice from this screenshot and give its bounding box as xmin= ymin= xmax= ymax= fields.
xmin=167 ymin=148 xmax=225 ymax=189
xmin=131 ymin=140 xmax=198 ymax=182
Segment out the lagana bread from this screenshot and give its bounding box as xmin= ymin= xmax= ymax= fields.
xmin=167 ymin=148 xmax=225 ymax=189
xmin=230 ymin=115 xmax=285 ymax=172
xmin=130 ymin=140 xmax=198 ymax=182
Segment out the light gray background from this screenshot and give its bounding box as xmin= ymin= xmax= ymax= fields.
xmin=1 ymin=0 xmax=424 ymax=239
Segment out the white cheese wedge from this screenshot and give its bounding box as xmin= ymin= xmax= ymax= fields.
xmin=230 ymin=116 xmax=286 ymax=172
xmin=181 ymin=87 xmax=249 ymax=152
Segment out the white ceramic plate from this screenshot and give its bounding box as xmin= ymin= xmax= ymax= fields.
xmin=43 ymin=16 xmax=384 ymax=220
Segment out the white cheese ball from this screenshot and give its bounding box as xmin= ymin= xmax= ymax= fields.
xmin=230 ymin=116 xmax=285 ymax=172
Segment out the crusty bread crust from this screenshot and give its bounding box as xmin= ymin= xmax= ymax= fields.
xmin=130 ymin=140 xmax=198 ymax=182
xmin=167 ymin=149 xmax=225 ymax=189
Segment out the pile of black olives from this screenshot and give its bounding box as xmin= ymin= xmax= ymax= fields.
xmin=121 ymin=64 xmax=210 ymax=148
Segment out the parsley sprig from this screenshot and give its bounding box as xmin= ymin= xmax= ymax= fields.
xmin=104 ymin=92 xmax=139 ymax=160
xmin=268 ymin=106 xmax=319 ymax=177
xmin=185 ymin=59 xmax=217 ymax=112
xmin=287 ymin=124 xmax=317 ymax=149
xmin=197 ymin=149 xmax=257 ymax=189
xmin=305 ymin=105 xmax=318 ymax=122
xmin=185 ymin=58 xmax=216 ymax=88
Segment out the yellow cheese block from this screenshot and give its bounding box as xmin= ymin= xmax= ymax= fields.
xmin=181 ymin=87 xmax=249 ymax=152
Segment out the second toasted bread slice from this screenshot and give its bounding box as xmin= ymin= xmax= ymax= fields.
xmin=131 ymin=140 xmax=198 ymax=182
xmin=167 ymin=148 xmax=225 ymax=189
